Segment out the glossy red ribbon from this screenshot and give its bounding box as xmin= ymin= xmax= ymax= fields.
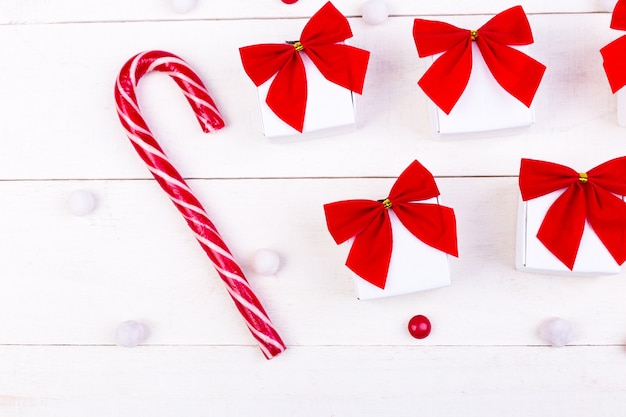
xmin=519 ymin=157 xmax=626 ymax=270
xmin=413 ymin=5 xmax=546 ymax=114
xmin=239 ymin=1 xmax=370 ymax=132
xmin=601 ymin=0 xmax=626 ymax=93
xmin=323 ymin=161 xmax=458 ymax=289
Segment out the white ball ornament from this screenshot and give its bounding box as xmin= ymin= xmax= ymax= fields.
xmin=67 ymin=189 xmax=96 ymax=216
xmin=252 ymin=249 xmax=281 ymax=276
xmin=116 ymin=320 xmax=148 ymax=348
xmin=361 ymin=0 xmax=389 ymax=25
xmin=170 ymin=0 xmax=197 ymax=14
xmin=539 ymin=317 xmax=574 ymax=348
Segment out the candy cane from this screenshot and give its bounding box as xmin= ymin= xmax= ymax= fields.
xmin=114 ymin=50 xmax=286 ymax=359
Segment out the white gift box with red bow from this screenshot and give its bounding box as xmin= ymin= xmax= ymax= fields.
xmin=255 ymin=53 xmax=357 ymax=141
xmin=351 ymin=197 xmax=452 ymax=301
xmin=427 ymin=44 xmax=535 ymax=136
xmin=515 ymin=191 xmax=623 ymax=275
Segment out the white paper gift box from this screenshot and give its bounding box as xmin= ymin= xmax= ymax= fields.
xmin=352 ymin=197 xmax=452 ymax=300
xmin=239 ymin=2 xmax=370 ymax=141
xmin=515 ymin=192 xmax=622 ymax=275
xmin=323 ymin=160 xmax=458 ymax=300
xmin=413 ymin=6 xmax=546 ymax=137
xmin=515 ymin=157 xmax=626 ymax=275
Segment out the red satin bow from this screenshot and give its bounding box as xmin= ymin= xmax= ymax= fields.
xmin=413 ymin=5 xmax=546 ymax=114
xmin=601 ymin=0 xmax=626 ymax=93
xmin=239 ymin=1 xmax=370 ymax=132
xmin=323 ymin=161 xmax=458 ymax=289
xmin=519 ymin=157 xmax=626 ymax=270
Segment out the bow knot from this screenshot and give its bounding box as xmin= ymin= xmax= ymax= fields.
xmin=413 ymin=5 xmax=546 ymax=114
xmin=324 ymin=161 xmax=458 ymax=289
xmin=239 ymin=2 xmax=370 ymax=132
xmin=519 ymin=157 xmax=626 ymax=270
xmin=379 ymin=198 xmax=393 ymax=209
xmin=601 ymin=0 xmax=626 ymax=93
xmin=287 ymin=41 xmax=304 ymax=51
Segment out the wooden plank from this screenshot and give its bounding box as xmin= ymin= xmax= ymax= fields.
xmin=0 ymin=0 xmax=616 ymax=24
xmin=1 ymin=3 xmax=625 ymax=416
xmin=0 ymin=13 xmax=624 ymax=180
xmin=1 ymin=177 xmax=625 ymax=346
xmin=0 ymin=345 xmax=625 ymax=417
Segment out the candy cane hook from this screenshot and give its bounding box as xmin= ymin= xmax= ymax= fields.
xmin=114 ymin=50 xmax=286 ymax=359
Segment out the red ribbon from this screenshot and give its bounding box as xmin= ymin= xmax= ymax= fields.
xmin=413 ymin=5 xmax=546 ymax=114
xmin=601 ymin=0 xmax=626 ymax=93
xmin=323 ymin=161 xmax=458 ymax=289
xmin=239 ymin=2 xmax=370 ymax=132
xmin=519 ymin=157 xmax=626 ymax=270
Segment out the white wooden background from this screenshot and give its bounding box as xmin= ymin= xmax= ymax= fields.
xmin=2 ymin=0 xmax=626 ymax=415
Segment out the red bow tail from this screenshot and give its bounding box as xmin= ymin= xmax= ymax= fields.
xmin=305 ymin=43 xmax=370 ymax=94
xmin=536 ymin=184 xmax=587 ymax=269
xmin=394 ymin=203 xmax=459 ymax=257
xmin=477 ymin=40 xmax=546 ymax=107
xmin=239 ymin=44 xmax=308 ymax=132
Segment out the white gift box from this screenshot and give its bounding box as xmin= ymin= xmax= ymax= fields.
xmin=255 ymin=52 xmax=357 ymax=141
xmin=515 ymin=191 xmax=622 ymax=275
xmin=427 ymin=44 xmax=535 ymax=136
xmin=351 ymin=197 xmax=452 ymax=300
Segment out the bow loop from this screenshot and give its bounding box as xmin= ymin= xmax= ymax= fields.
xmin=587 ymin=156 xmax=626 ymax=194
xmin=478 ymin=5 xmax=535 ymax=45
xmin=413 ymin=20 xmax=470 ymax=57
xmin=324 ymin=199 xmax=385 ymax=245
xmin=519 ymin=157 xmax=626 ymax=269
xmin=389 ymin=159 xmax=441 ymax=202
xmin=300 ymin=2 xmax=353 ymax=46
xmin=239 ymin=2 xmax=370 ymax=133
xmin=519 ymin=159 xmax=579 ymax=200
xmin=239 ymin=44 xmax=300 ymax=86
xmin=324 ymin=161 xmax=458 ymax=289
xmin=413 ymin=5 xmax=545 ymax=114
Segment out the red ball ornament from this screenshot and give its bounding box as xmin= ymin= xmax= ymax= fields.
xmin=408 ymin=315 xmax=431 ymax=339
xmin=281 ymin=0 xmax=299 ymax=3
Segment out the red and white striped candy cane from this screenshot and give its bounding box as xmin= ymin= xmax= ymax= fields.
xmin=114 ymin=50 xmax=286 ymax=359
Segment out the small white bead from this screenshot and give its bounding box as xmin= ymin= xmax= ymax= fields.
xmin=67 ymin=189 xmax=96 ymax=216
xmin=252 ymin=249 xmax=281 ymax=276
xmin=539 ymin=317 xmax=574 ymax=348
xmin=361 ymin=0 xmax=389 ymax=25
xmin=170 ymin=0 xmax=197 ymax=14
xmin=116 ymin=320 xmax=148 ymax=347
